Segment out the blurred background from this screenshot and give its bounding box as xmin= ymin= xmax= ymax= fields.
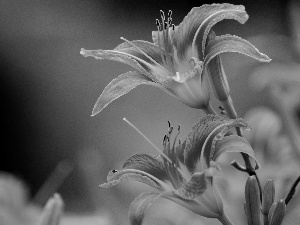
xmin=1 ymin=0 xmax=300 ymax=224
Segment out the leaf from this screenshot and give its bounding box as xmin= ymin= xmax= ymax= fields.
xmin=122 ymin=154 xmax=169 ymax=182
xmin=129 ymin=192 xmax=161 ymax=225
xmin=37 ymin=194 xmax=64 ymax=225
xmin=172 ymin=4 xmax=248 ymax=60
xmin=212 ymin=135 xmax=259 ymax=168
xmin=184 ymin=115 xmax=249 ymax=172
xmin=91 ymin=71 xmax=155 ymax=116
xmin=204 ymin=34 xmax=271 ymax=68
xmin=100 ymin=168 xmax=169 ymax=191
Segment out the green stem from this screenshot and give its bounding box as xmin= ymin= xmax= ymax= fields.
xmin=221 ymin=96 xmax=262 ymax=200
xmin=221 ymin=96 xmax=255 ymax=173
xmin=218 ymin=214 xmax=234 ymax=225
xmin=263 ymin=213 xmax=268 ymax=225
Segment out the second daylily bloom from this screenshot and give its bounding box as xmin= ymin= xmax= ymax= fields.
xmin=81 ymin=3 xmax=271 ymax=116
xmin=100 ymin=115 xmax=259 ymax=225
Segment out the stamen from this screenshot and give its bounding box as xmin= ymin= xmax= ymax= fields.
xmin=123 ymin=118 xmax=173 ymax=165
xmin=123 ymin=117 xmax=185 ymax=176
xmin=120 ymin=37 xmax=171 ymax=75
xmin=160 ymin=10 xmax=165 ymax=20
xmin=156 ymin=19 xmax=161 ymax=31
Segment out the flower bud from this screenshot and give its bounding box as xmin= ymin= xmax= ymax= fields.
xmin=262 ymin=179 xmax=275 ymax=215
xmin=268 ymin=199 xmax=286 ymax=225
xmin=37 ymin=194 xmax=64 ymax=225
xmin=245 ymin=176 xmax=261 ymax=225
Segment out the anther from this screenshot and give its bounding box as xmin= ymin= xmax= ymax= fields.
xmin=156 ymin=19 xmax=161 ymax=29
xmin=164 ymin=22 xmax=168 ymax=29
xmin=168 ymin=10 xmax=172 ymax=18
xmin=160 ymin=10 xmax=165 ymax=20
xmin=168 ymin=121 xmax=171 ymax=128
xmin=177 ymin=124 xmax=181 ymax=131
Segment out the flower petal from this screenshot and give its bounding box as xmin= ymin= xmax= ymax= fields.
xmin=162 ymin=187 xmax=222 ymax=218
xmin=174 ymin=166 xmax=220 ymax=200
xmin=184 ymin=115 xmax=249 ymax=172
xmin=204 ymin=34 xmax=271 ymax=68
xmin=37 ymin=194 xmax=64 ymax=225
xmin=122 ymin=153 xmax=169 ymax=182
xmin=91 ymin=71 xmax=155 ymax=116
xmin=80 ymin=48 xmax=155 ymax=80
xmin=114 ymin=40 xmax=166 ymax=67
xmin=213 ymin=135 xmax=260 ymax=169
xmin=100 ymin=168 xmax=170 ymax=191
xmin=172 ymin=4 xmax=248 ymax=61
xmin=129 ymin=192 xmax=161 ymax=225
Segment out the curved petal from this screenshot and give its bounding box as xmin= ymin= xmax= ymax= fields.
xmin=184 ymin=115 xmax=249 ymax=173
xmin=80 ymin=48 xmax=155 ymax=80
xmin=174 ymin=166 xmax=220 ymax=200
xmin=162 ymin=188 xmax=222 ymax=218
xmin=213 ymin=135 xmax=260 ymax=169
xmin=114 ymin=40 xmax=166 ymax=66
xmin=129 ymin=192 xmax=161 ymax=225
xmin=91 ymin=71 xmax=155 ymax=116
xmin=203 ymin=34 xmax=271 ymax=68
xmin=122 ymin=153 xmax=169 ymax=182
xmin=172 ymin=4 xmax=248 ymax=61
xmin=100 ymin=168 xmax=170 ymax=191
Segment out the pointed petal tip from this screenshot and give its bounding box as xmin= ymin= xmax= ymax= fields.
xmin=80 ymin=48 xmax=88 ymax=56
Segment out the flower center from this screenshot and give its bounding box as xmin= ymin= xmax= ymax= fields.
xmin=173 ymin=57 xmax=203 ymax=83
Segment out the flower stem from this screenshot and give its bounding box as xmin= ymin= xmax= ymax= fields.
xmin=221 ymin=96 xmax=255 ymax=174
xmin=222 ymin=96 xmax=262 ymax=201
xmin=218 ymin=214 xmax=234 ymax=225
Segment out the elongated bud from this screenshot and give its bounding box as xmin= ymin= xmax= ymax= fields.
xmin=206 ymin=31 xmax=230 ymax=102
xmin=269 ymin=199 xmax=286 ymax=225
xmin=37 ymin=194 xmax=64 ymax=225
xmin=245 ymin=176 xmax=261 ymax=225
xmin=262 ymin=179 xmax=275 ymax=215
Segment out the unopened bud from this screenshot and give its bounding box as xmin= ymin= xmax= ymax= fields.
xmin=269 ymin=199 xmax=286 ymax=225
xmin=37 ymin=194 xmax=64 ymax=225
xmin=262 ymin=179 xmax=275 ymax=215
xmin=245 ymin=176 xmax=261 ymax=225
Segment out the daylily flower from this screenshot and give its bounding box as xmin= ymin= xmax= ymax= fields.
xmin=100 ymin=115 xmax=258 ymax=225
xmin=81 ymin=3 xmax=271 ymax=116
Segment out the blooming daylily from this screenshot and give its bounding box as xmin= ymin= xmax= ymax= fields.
xmin=81 ymin=3 xmax=271 ymax=116
xmin=100 ymin=115 xmax=259 ymax=225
